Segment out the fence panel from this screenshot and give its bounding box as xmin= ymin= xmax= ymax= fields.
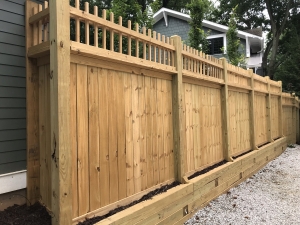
xmin=283 ymin=107 xmax=293 ymax=144
xmin=183 ymin=83 xmax=224 ymax=174
xmin=271 ymin=96 xmax=280 ymax=139
xmin=228 ymin=90 xmax=251 ymax=156
xmin=254 ymin=93 xmax=268 ymax=146
xmin=70 ymin=62 xmax=174 ymax=217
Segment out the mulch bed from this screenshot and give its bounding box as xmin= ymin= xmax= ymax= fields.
xmin=0 ymin=202 xmax=51 ymax=225
xmin=77 ymin=181 xmax=181 ymax=225
xmin=0 ymin=182 xmax=180 ymax=225
xmin=188 ymin=160 xmax=228 ymax=180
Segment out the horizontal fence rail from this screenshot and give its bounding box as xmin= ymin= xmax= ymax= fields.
xmin=25 ymin=1 xmax=300 ymax=224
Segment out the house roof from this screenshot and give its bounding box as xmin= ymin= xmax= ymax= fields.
xmin=153 ymin=8 xmax=264 ymax=41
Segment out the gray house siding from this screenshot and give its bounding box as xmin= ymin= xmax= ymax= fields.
xmin=153 ymin=16 xmax=223 ymax=44
xmin=0 ymin=0 xmax=42 ymax=175
xmin=153 ymin=17 xmax=190 ymax=42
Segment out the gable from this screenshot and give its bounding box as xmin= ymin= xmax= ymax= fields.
xmin=153 ymin=16 xmax=225 ymax=42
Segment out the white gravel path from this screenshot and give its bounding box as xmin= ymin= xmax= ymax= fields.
xmin=184 ymin=145 xmax=300 ymax=225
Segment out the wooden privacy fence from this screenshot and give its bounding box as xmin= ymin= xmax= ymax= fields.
xmin=25 ymin=1 xmax=300 ymax=224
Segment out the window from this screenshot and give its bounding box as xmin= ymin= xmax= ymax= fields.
xmin=208 ymin=37 xmax=223 ymax=55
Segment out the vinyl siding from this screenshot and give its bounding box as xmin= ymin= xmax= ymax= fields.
xmin=0 ymin=0 xmax=42 ymax=175
xmin=153 ymin=16 xmax=223 ymax=45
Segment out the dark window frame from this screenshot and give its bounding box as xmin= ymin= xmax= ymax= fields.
xmin=207 ymin=37 xmax=224 ymax=55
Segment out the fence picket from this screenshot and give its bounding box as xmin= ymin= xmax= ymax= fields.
xmin=94 ymin=6 xmax=98 ymax=47
xmin=102 ymin=9 xmax=107 ymax=49
xmin=110 ymin=13 xmax=114 ymax=51
xmin=85 ymin=2 xmax=89 ymax=45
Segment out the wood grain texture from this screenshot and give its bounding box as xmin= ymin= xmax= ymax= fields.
xmin=76 ymin=64 xmax=89 ymax=215
xmin=26 ymin=0 xmax=40 ymax=205
xmin=88 ymin=66 xmax=100 ymax=211
xmin=69 ymin=63 xmax=174 ymax=216
xmin=183 ymin=84 xmax=224 ymax=174
xmin=49 ymin=0 xmax=72 ymax=223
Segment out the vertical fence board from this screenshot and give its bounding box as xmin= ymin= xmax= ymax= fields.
xmin=98 ymin=68 xmax=110 ymax=207
xmin=167 ymin=81 xmax=175 ymax=179
xmin=124 ymin=73 xmax=134 ymax=197
xmin=76 ymin=64 xmax=89 ymax=215
xmin=162 ymin=79 xmax=170 ymax=181
xmin=88 ymin=66 xmax=100 ymax=211
xmin=108 ymin=70 xmax=119 ymax=203
xmin=70 ymin=63 xmax=78 ymax=218
xmin=39 ymin=65 xmax=47 ymax=206
xmin=157 ymin=79 xmax=165 ymax=183
xmin=151 ymin=78 xmax=159 ymax=185
xmin=138 ymin=75 xmax=147 ymax=191
xmin=132 ymin=74 xmax=141 ymax=193
xmin=145 ymin=76 xmax=153 ymax=188
xmin=117 ymin=72 xmax=127 ymax=199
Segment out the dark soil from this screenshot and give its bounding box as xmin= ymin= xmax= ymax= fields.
xmin=258 ymin=142 xmax=270 ymax=148
xmin=77 ymin=181 xmax=181 ymax=225
xmin=188 ymin=160 xmax=228 ymax=180
xmin=232 ymin=149 xmax=253 ymax=160
xmin=0 ymin=202 xmax=51 ymax=225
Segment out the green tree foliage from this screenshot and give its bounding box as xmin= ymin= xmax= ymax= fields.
xmin=187 ymin=0 xmax=210 ymax=52
xmin=225 ymin=6 xmax=246 ymax=67
xmin=263 ymin=0 xmax=299 ymax=78
xmin=274 ymin=23 xmax=300 ymax=96
xmin=211 ymin=0 xmax=300 ymax=78
xmin=151 ymin=0 xmax=191 ymax=13
xmin=210 ymin=0 xmax=267 ymax=31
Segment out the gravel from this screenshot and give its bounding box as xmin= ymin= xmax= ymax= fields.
xmin=184 ymin=145 xmax=300 ymax=225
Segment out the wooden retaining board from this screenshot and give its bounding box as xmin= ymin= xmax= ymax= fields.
xmin=94 ymin=137 xmax=286 ymax=225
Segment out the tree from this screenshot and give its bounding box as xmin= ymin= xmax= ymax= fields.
xmin=263 ymin=0 xmax=299 ymax=78
xmin=211 ymin=0 xmax=300 ymax=78
xmin=225 ymin=6 xmax=246 ymax=67
xmin=274 ymin=23 xmax=300 ymax=96
xmin=210 ymin=0 xmax=267 ymax=31
xmin=151 ymin=0 xmax=191 ymax=13
xmin=187 ymin=0 xmax=210 ymax=52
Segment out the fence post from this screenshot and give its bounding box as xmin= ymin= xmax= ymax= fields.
xmin=278 ymin=81 xmax=284 ymax=137
xmin=248 ymin=69 xmax=258 ymax=150
xmin=221 ymin=58 xmax=233 ymax=161
xmin=292 ymin=93 xmax=297 ymax=144
xmin=25 ymin=0 xmax=40 ymax=204
xmin=266 ymin=77 xmax=274 ymax=142
xmin=296 ymin=97 xmax=300 ymax=144
xmin=170 ymin=35 xmax=186 ymax=182
xmin=49 ymin=0 xmax=72 ymax=224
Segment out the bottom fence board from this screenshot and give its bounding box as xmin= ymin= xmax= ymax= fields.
xmin=85 ymin=138 xmax=287 ymax=225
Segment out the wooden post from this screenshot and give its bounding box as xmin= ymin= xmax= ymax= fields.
xmin=220 ymin=58 xmax=233 ymax=162
xmin=248 ymin=69 xmax=258 ymax=150
xmin=49 ymin=0 xmax=72 ymax=224
xmin=170 ymin=35 xmax=186 ymax=183
xmin=266 ymin=77 xmax=274 ymax=142
xmin=26 ymin=0 xmax=40 ymax=204
xmin=296 ymin=97 xmax=300 ymax=144
xmin=278 ymin=81 xmax=284 ymax=137
xmin=292 ymin=93 xmax=297 ymax=144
